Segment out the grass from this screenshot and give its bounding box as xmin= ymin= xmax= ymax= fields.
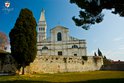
xmin=0 ymin=71 xmax=124 ymax=83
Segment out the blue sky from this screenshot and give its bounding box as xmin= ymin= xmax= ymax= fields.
xmin=0 ymin=0 xmax=124 ymax=61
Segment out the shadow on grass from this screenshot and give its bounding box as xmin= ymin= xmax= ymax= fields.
xmin=0 ymin=78 xmax=124 ymax=83
xmin=0 ymin=80 xmax=50 ymax=83
xmin=70 ymin=78 xmax=124 ymax=83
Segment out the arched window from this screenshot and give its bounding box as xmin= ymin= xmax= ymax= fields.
xmin=42 ymin=46 xmax=48 ymax=50
xmin=57 ymin=32 xmax=62 ymax=41
xmin=72 ymin=45 xmax=78 ymax=48
xmin=39 ymin=28 xmax=41 ymax=31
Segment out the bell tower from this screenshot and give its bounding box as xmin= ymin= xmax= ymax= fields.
xmin=37 ymin=9 xmax=47 ymax=42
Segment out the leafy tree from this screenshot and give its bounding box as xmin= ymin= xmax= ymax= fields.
xmin=98 ymin=48 xmax=102 ymax=56
xmin=9 ymin=8 xmax=37 ymax=75
xmin=70 ymin=0 xmax=124 ymax=30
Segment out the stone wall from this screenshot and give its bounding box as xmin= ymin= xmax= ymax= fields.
xmin=26 ymin=55 xmax=103 ymax=73
xmin=101 ymin=63 xmax=124 ymax=71
xmin=0 ymin=53 xmax=104 ymax=74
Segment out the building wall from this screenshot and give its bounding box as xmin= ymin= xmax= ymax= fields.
xmin=37 ymin=40 xmax=86 ymax=56
xmin=37 ymin=26 xmax=87 ymax=56
xmin=51 ymin=26 xmax=69 ymax=42
xmin=27 ymin=55 xmax=103 ymax=73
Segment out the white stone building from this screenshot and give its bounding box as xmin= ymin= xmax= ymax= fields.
xmin=37 ymin=9 xmax=87 ymax=56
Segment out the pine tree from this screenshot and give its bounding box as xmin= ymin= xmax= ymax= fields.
xmin=70 ymin=0 xmax=124 ymax=30
xmin=9 ymin=8 xmax=37 ymax=75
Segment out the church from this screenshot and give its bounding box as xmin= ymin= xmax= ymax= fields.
xmin=37 ymin=9 xmax=87 ymax=56
xmin=25 ymin=10 xmax=103 ymax=73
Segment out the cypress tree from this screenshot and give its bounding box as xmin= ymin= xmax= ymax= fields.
xmin=94 ymin=52 xmax=97 ymax=56
xmin=98 ymin=48 xmax=103 ymax=56
xmin=9 ymin=8 xmax=37 ymax=75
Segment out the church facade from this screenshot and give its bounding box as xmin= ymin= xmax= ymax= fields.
xmin=37 ymin=10 xmax=87 ymax=56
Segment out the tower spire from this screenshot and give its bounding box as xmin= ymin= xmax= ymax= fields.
xmin=37 ymin=9 xmax=47 ymax=42
xmin=39 ymin=9 xmax=46 ymax=21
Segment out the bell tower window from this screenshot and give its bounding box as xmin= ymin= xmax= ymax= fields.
xmin=57 ymin=32 xmax=62 ymax=41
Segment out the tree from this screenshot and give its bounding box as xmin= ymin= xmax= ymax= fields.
xmin=94 ymin=52 xmax=97 ymax=56
xmin=70 ymin=0 xmax=124 ymax=30
xmin=103 ymin=56 xmax=107 ymax=59
xmin=9 ymin=8 xmax=37 ymax=75
xmin=98 ymin=48 xmax=102 ymax=56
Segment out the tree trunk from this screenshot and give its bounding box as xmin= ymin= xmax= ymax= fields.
xmin=22 ymin=63 xmax=25 ymax=75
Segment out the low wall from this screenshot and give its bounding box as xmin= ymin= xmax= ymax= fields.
xmin=101 ymin=64 xmax=124 ymax=71
xmin=0 ymin=54 xmax=104 ymax=74
xmin=27 ymin=55 xmax=103 ymax=73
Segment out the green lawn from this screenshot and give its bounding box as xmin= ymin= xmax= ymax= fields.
xmin=0 ymin=71 xmax=124 ymax=83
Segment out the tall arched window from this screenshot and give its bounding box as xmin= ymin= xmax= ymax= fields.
xmin=57 ymin=32 xmax=62 ymax=41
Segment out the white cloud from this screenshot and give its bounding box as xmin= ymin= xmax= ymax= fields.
xmin=113 ymin=37 xmax=123 ymax=41
xmin=88 ymin=48 xmax=124 ymax=61
xmin=118 ymin=47 xmax=124 ymax=50
xmin=103 ymin=49 xmax=124 ymax=61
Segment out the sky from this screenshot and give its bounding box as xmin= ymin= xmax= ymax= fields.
xmin=0 ymin=0 xmax=124 ymax=61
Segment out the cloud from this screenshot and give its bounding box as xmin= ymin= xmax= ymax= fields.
xmin=119 ymin=47 xmax=124 ymax=50
xmin=88 ymin=48 xmax=124 ymax=61
xmin=103 ymin=49 xmax=124 ymax=61
xmin=113 ymin=37 xmax=123 ymax=41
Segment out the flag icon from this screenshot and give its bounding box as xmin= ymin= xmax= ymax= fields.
xmin=5 ymin=1 xmax=10 ymax=8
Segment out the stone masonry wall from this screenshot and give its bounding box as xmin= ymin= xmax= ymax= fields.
xmin=26 ymin=55 xmax=103 ymax=73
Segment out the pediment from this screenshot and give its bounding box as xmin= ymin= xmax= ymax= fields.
xmin=50 ymin=26 xmax=68 ymax=32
